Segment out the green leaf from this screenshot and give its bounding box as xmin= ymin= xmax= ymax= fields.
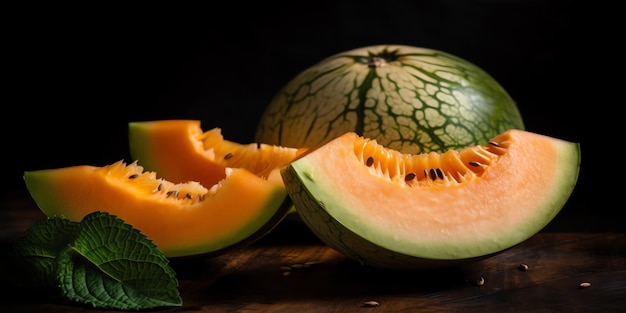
xmin=56 ymin=211 xmax=182 ymax=310
xmin=11 ymin=217 xmax=80 ymax=289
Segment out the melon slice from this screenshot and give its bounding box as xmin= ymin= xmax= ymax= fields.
xmin=128 ymin=120 xmax=301 ymax=188
xmin=24 ymin=122 xmax=301 ymax=258
xmin=281 ymin=129 xmax=581 ymax=269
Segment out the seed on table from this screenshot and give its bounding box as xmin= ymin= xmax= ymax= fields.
xmin=579 ymin=282 xmax=591 ymax=288
xmin=362 ymin=300 xmax=379 ymax=307
xmin=476 ymin=276 xmax=485 ymax=286
xmin=518 ymin=263 xmax=529 ymax=271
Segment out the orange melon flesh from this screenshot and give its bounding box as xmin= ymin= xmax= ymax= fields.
xmin=129 ymin=120 xmax=225 ymax=186
xmin=24 ymin=161 xmax=291 ymax=258
xmin=282 ymin=129 xmax=580 ymax=268
xmin=128 ymin=120 xmax=301 ymax=187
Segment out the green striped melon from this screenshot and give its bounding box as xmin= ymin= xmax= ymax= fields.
xmin=256 ymin=45 xmax=524 ymax=153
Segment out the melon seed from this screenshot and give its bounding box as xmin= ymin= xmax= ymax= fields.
xmin=435 ymin=168 xmax=444 ymax=179
xmin=469 ymin=161 xmax=480 ymax=167
xmin=476 ymin=277 xmax=485 ymax=286
xmin=488 ymin=141 xmax=500 ymax=147
xmin=362 ymin=300 xmax=379 ymax=307
xmin=224 ymin=152 xmax=233 ymax=160
xmin=404 ymin=172 xmax=416 ymax=181
xmin=366 ymin=156 xmax=374 ymax=166
xmin=429 ymin=168 xmax=437 ymax=180
xmin=128 ymin=174 xmax=140 ymax=179
xmin=579 ymin=282 xmax=591 ymax=288
xmin=185 ymin=193 xmax=193 ymax=199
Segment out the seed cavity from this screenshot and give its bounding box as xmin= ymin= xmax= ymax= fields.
xmin=357 ymin=137 xmax=501 ymax=185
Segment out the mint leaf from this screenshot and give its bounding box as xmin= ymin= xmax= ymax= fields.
xmin=11 ymin=217 xmax=80 ymax=290
xmin=56 ymin=211 xmax=182 ymax=310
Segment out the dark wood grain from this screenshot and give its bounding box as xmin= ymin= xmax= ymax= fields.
xmin=1 ymin=189 xmax=624 ymax=313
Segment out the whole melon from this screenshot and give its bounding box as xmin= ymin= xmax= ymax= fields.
xmin=256 ymin=45 xmax=524 ymax=154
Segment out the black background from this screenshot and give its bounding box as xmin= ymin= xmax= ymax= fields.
xmin=4 ymin=2 xmax=617 ymax=229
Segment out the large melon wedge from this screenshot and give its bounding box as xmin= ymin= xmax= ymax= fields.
xmin=24 ymin=162 xmax=292 ymax=259
xmin=281 ymin=129 xmax=580 ymax=270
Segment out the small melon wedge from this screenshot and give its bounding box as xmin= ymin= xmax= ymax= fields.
xmin=281 ymin=129 xmax=581 ymax=269
xmin=24 ymin=160 xmax=291 ymax=258
xmin=128 ymin=120 xmax=301 ymax=187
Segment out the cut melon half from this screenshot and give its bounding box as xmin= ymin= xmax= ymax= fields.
xmin=281 ymin=129 xmax=581 ymax=269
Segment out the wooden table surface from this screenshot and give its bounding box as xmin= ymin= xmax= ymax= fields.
xmin=0 ymin=189 xmax=624 ymax=313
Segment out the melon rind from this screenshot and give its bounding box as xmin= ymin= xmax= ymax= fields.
xmin=281 ymin=130 xmax=581 ymax=270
